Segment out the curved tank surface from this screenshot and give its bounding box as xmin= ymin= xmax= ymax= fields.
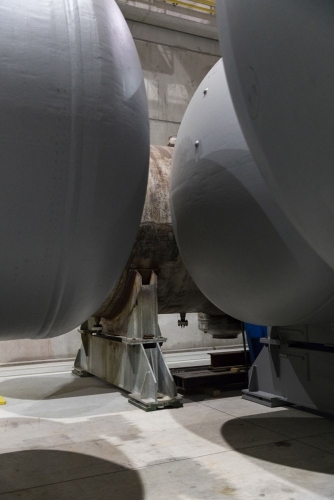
xmin=0 ymin=0 xmax=149 ymax=339
xmin=170 ymin=60 xmax=334 ymax=326
xmin=95 ymin=146 xmax=239 ymax=339
xmin=216 ymin=0 xmax=334 ymax=271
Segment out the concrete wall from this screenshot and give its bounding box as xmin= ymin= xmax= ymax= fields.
xmin=0 ymin=330 xmax=80 ymax=365
xmin=0 ymin=16 xmax=225 ymax=364
xmin=160 ymin=314 xmax=242 ymax=352
xmin=0 ymin=314 xmax=242 ymax=364
xmin=128 ymin=20 xmax=220 ymax=144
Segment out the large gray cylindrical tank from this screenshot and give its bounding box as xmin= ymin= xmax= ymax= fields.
xmin=216 ymin=0 xmax=334 ymax=271
xmin=170 ymin=60 xmax=334 ymax=326
xmin=0 ymin=0 xmax=149 ymax=339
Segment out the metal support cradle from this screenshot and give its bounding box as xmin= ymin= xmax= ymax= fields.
xmin=242 ymin=324 xmax=334 ymax=415
xmin=73 ymin=271 xmax=183 ymax=411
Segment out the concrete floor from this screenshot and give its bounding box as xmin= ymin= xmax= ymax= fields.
xmin=0 ymin=363 xmax=334 ymax=499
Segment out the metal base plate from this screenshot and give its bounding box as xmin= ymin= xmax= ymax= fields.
xmin=128 ymin=396 xmax=183 ymax=412
xmin=72 ymin=368 xmax=93 ymax=378
xmin=242 ymin=389 xmax=286 ymax=408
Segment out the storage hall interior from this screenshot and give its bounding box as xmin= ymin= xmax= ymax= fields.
xmin=1 ymin=1 xmax=334 ymax=499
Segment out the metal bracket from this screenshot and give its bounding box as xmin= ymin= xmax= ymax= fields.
xmin=178 ymin=312 xmax=188 ymax=328
xmin=73 ymin=271 xmax=183 ymax=411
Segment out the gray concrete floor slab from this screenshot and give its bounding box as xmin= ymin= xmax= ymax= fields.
xmin=0 ymin=363 xmax=333 ymax=499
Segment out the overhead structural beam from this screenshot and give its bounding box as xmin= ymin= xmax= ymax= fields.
xmin=116 ymin=0 xmax=218 ymax=39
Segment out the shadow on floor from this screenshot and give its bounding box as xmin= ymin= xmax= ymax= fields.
xmin=0 ymin=374 xmax=119 ymax=400
xmin=183 ymin=389 xmax=243 ymax=404
xmin=221 ymin=411 xmax=334 ymax=473
xmin=0 ymin=449 xmax=144 ymax=499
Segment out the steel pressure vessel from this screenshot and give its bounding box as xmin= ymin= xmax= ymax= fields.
xmin=170 ymin=60 xmax=334 ymax=326
xmin=216 ymin=0 xmax=334 ymax=271
xmin=0 ymin=0 xmax=149 ymax=339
